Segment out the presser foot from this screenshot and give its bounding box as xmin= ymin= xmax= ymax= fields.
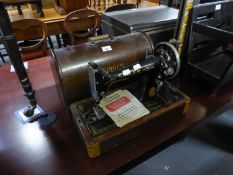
xmin=93 ymin=105 xmax=106 ymax=120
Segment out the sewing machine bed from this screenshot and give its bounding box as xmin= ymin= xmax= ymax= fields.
xmin=70 ymin=82 xmax=190 ymax=158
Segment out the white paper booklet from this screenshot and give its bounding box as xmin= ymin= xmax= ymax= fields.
xmin=99 ymin=89 xmax=150 ymax=127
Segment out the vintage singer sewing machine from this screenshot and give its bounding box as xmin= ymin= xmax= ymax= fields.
xmin=49 ymin=32 xmax=190 ymax=158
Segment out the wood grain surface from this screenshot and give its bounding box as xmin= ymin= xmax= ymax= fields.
xmin=1 ymin=57 xmax=233 ymax=175
xmin=6 ymin=1 xmax=158 ymax=40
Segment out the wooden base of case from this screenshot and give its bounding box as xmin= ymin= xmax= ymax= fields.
xmin=70 ymin=85 xmax=190 ymax=158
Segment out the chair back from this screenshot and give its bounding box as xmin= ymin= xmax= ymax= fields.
xmin=64 ymin=9 xmax=99 ymax=45
xmin=105 ymin=3 xmax=137 ymax=12
xmin=12 ymin=18 xmax=47 ymax=61
xmin=54 ymin=0 xmax=89 ymax=14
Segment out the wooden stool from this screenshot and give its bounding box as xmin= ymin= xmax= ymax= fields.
xmin=90 ymin=0 xmax=120 ymax=7
xmin=4 ymin=0 xmax=44 ymax=17
xmin=113 ymin=0 xmax=127 ymax=3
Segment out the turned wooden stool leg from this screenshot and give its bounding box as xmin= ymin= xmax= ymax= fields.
xmin=47 ymin=36 xmax=53 ymax=49
xmin=104 ymin=0 xmax=106 ymax=7
xmin=16 ymin=5 xmax=22 ymax=15
xmin=55 ymin=34 xmax=62 ymax=48
xmin=136 ymin=0 xmax=141 ymax=7
xmin=36 ymin=2 xmax=44 ymax=17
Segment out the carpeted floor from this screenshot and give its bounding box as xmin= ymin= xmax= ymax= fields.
xmin=124 ymin=102 xmax=233 ymax=175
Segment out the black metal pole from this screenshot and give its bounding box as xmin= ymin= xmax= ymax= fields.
xmin=0 ymin=2 xmax=37 ymax=117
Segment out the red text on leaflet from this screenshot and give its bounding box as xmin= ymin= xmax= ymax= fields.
xmin=105 ymin=96 xmax=131 ymax=112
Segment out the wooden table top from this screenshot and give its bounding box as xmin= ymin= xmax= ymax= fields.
xmin=7 ymin=0 xmax=158 ymax=22
xmin=2 ymin=0 xmax=40 ymax=4
xmin=1 ymin=57 xmax=233 ymax=175
xmin=6 ymin=1 xmax=158 ymax=40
